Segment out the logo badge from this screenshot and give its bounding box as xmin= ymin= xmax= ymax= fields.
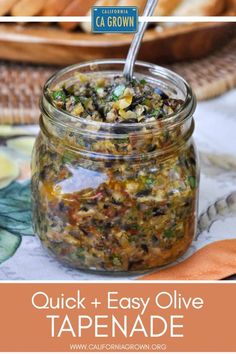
xmin=92 ymin=6 xmax=138 ymax=33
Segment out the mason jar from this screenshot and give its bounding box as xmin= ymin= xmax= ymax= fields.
xmin=31 ymin=59 xmax=199 ymax=273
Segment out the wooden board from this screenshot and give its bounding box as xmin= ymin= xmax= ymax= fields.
xmin=0 ymin=22 xmax=235 ymax=65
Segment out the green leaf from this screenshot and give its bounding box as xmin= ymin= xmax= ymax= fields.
xmin=188 ymin=176 xmax=197 ymax=190
xmin=52 ymin=90 xmax=66 ymax=102
xmin=0 ymin=228 xmax=21 ymax=263
xmin=164 ymin=229 xmax=174 ymax=238
xmin=113 ymin=84 xmax=125 ymax=100
xmin=140 ymin=79 xmax=147 ymax=85
xmin=0 ymin=180 xmax=34 ymax=236
xmin=145 ymin=177 xmax=155 ymax=188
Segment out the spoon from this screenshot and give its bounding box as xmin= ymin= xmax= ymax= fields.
xmin=123 ymin=0 xmax=158 ymax=82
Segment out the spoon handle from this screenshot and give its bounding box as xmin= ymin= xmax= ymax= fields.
xmin=123 ymin=0 xmax=158 ymax=81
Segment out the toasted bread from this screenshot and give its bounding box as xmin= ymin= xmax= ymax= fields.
xmin=80 ymin=0 xmax=119 ymax=33
xmin=225 ymin=0 xmax=236 ymax=13
xmin=59 ymin=0 xmax=97 ymax=30
xmin=117 ymin=0 xmax=146 ymax=14
xmin=172 ymin=0 xmax=225 ymax=16
xmin=11 ymin=0 xmax=47 ymax=15
xmin=88 ymin=0 xmax=120 ymax=9
xmin=154 ymin=0 xmax=182 ymax=16
xmin=0 ymin=0 xmax=19 ymax=15
xmin=41 ymin=0 xmax=71 ymax=16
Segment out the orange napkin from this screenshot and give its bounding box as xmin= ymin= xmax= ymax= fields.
xmin=139 ymin=239 xmax=236 ymax=280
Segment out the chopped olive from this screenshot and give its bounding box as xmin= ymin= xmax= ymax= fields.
xmin=141 ymin=244 xmax=149 ymax=253
xmin=152 ymin=207 xmax=166 ymax=217
xmin=113 ymin=125 xmax=129 ymax=134
xmin=123 ymin=118 xmax=138 ymax=124
xmin=154 ymin=88 xmax=169 ymax=99
xmin=152 ymin=235 xmax=159 ymax=245
xmin=136 ymin=189 xmax=151 ymax=197
xmin=147 ymin=144 xmax=157 ymax=153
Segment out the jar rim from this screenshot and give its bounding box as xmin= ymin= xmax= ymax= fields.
xmin=42 ymin=59 xmax=196 ymax=132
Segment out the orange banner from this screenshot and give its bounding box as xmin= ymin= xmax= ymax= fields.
xmin=0 ymin=282 xmax=235 ymax=352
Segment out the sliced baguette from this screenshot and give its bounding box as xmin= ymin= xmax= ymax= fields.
xmin=91 ymin=0 xmax=119 ymax=6
xmin=154 ymin=0 xmax=182 ymax=16
xmin=59 ymin=0 xmax=97 ymax=31
xmin=0 ymin=0 xmax=19 ymax=15
xmin=172 ymin=0 xmax=225 ymax=16
xmin=41 ymin=0 xmax=71 ymax=16
xmin=225 ymin=0 xmax=236 ymax=13
xmin=80 ymin=0 xmax=119 ymax=33
xmin=117 ymin=0 xmax=146 ymax=14
xmin=11 ymin=0 xmax=47 ymax=15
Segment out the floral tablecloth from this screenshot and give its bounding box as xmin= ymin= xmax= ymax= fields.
xmin=0 ymin=89 xmax=236 ymax=280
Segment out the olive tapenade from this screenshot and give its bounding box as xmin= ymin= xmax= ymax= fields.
xmin=32 ymin=61 xmax=199 ymax=273
xmin=49 ymin=74 xmax=183 ymax=124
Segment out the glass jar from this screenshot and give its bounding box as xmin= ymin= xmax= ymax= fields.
xmin=31 ymin=59 xmax=199 ymax=273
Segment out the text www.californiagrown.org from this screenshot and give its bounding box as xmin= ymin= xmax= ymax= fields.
xmin=69 ymin=343 xmax=167 ymax=351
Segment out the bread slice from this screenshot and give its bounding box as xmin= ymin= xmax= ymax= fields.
xmin=80 ymin=0 xmax=120 ymax=33
xmin=172 ymin=0 xmax=225 ymax=16
xmin=59 ymin=0 xmax=97 ymax=30
xmin=0 ymin=0 xmax=19 ymax=15
xmin=41 ymin=0 xmax=71 ymax=16
xmin=225 ymin=0 xmax=236 ymax=13
xmin=117 ymin=0 xmax=146 ymax=15
xmin=11 ymin=0 xmax=47 ymax=15
xmin=154 ymin=0 xmax=182 ymax=16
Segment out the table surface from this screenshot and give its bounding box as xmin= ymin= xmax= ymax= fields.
xmin=0 ymin=89 xmax=236 ymax=280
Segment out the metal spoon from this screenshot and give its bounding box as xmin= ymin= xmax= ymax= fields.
xmin=123 ymin=0 xmax=158 ymax=81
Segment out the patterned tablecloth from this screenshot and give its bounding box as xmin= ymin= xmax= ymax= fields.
xmin=0 ymin=89 xmax=236 ymax=280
